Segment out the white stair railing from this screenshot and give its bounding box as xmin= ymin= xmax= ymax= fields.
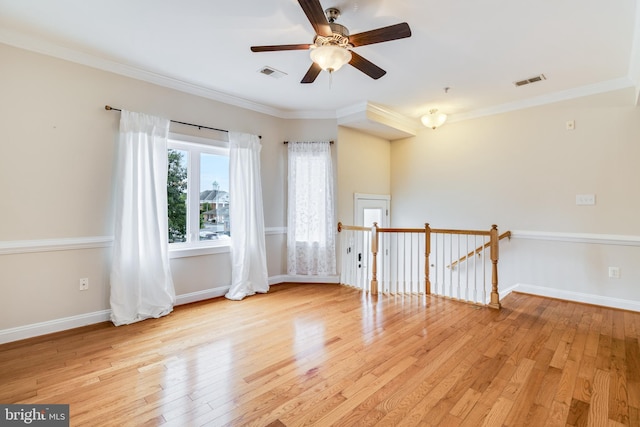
xmin=337 ymin=222 xmax=503 ymax=309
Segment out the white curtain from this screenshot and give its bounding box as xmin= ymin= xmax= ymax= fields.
xmin=110 ymin=110 xmax=175 ymax=326
xmin=287 ymin=141 xmax=336 ymax=275
xmin=225 ymin=132 xmax=269 ymax=300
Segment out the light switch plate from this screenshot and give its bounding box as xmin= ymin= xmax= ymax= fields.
xmin=576 ymin=194 xmax=595 ymax=205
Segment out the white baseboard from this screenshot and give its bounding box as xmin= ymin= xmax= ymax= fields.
xmin=505 ymin=283 xmax=640 ymax=312
xmin=269 ymin=275 xmax=289 ymax=285
xmin=12 ymin=278 xmax=633 ymax=345
xmin=0 ymin=275 xmax=340 ymax=345
xmin=499 ymin=284 xmax=519 ymax=299
xmin=0 ymin=310 xmax=112 ymax=345
xmin=175 ymin=286 xmax=229 ymax=305
xmin=272 ymin=274 xmax=340 ymax=284
xmin=1 ymin=287 xmax=234 ymax=345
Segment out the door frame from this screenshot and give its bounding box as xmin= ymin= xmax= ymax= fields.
xmin=353 ymin=193 xmax=390 ymax=227
xmin=353 ymin=193 xmax=390 ymax=292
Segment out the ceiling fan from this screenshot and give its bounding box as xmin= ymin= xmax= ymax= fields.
xmin=250 ymin=0 xmax=411 ymax=83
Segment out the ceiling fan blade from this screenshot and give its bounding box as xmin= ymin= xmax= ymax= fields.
xmin=349 ymin=51 xmax=386 ymax=80
xmin=251 ymin=44 xmax=312 ymax=52
xmin=298 ymin=0 xmax=332 ymax=37
xmin=301 ymin=62 xmax=322 ymax=83
xmin=349 ymin=22 xmax=411 ymax=47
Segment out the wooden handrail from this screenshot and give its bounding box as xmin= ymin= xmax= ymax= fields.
xmin=337 ymin=222 xmax=371 ymax=232
xmin=336 ymin=221 xmax=504 ymax=308
xmin=447 ymin=231 xmax=511 ymax=269
xmin=338 ymin=223 xmax=494 ymax=236
xmin=377 ymin=227 xmax=425 ymax=233
xmin=431 ymin=228 xmax=492 ymax=236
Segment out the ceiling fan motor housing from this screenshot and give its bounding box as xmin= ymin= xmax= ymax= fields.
xmin=325 ymin=8 xmax=349 ymax=42
xmin=329 ymin=23 xmax=349 ymax=38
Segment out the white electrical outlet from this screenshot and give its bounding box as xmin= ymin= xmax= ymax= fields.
xmin=608 ymin=267 xmax=620 ymax=279
xmin=79 ymin=278 xmax=89 ymax=290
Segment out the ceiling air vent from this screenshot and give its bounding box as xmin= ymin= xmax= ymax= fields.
xmin=258 ymin=66 xmax=287 ymax=79
xmin=514 ymin=74 xmax=546 ymax=87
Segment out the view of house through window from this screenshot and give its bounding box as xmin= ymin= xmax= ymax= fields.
xmin=167 ymin=138 xmax=230 ymax=246
xmin=199 ymin=153 xmax=230 ymax=241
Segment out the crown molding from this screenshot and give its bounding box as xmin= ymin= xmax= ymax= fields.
xmin=448 ymin=77 xmax=635 ymax=123
xmin=336 ymin=101 xmax=420 ymax=141
xmin=2 ymin=27 xmax=636 ymax=125
xmin=336 ymin=101 xmax=370 ymax=118
xmin=0 ymin=28 xmax=293 ymax=118
xmin=365 ymin=103 xmax=421 ymax=132
xmin=279 ymin=109 xmax=338 ymax=120
xmin=0 ymin=28 xmax=347 ymax=120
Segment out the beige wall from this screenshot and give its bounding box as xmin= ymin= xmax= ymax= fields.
xmin=0 ymin=43 xmax=337 ymax=332
xmin=391 ymin=88 xmax=640 ymax=305
xmin=392 ymin=88 xmax=640 ymax=233
xmin=4 ymin=38 xmax=638 ymax=336
xmin=336 ymin=126 xmax=391 ymax=225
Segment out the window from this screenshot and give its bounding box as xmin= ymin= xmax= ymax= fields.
xmin=167 ymin=134 xmax=230 ymax=253
xmin=287 ymin=141 xmax=336 ymax=275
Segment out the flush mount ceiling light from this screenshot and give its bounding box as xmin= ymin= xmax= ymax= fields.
xmin=421 ymin=109 xmax=447 ymax=130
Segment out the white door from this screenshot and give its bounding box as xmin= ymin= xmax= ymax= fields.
xmin=354 ymin=194 xmax=390 ymax=227
xmin=354 ymin=194 xmax=390 ymax=292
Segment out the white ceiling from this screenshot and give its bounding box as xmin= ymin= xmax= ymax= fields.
xmin=1 ymin=0 xmax=639 ymax=124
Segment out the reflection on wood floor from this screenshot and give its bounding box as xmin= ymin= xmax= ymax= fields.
xmin=1 ymin=283 xmax=638 ymax=426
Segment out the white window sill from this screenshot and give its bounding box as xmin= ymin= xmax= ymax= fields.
xmin=169 ymin=243 xmax=230 ymax=259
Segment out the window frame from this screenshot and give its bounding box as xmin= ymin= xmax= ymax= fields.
xmin=167 ymin=133 xmax=231 ymax=259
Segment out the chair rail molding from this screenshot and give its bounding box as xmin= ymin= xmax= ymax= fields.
xmin=0 ymin=236 xmax=114 ymax=255
xmin=1 ymin=228 xmax=288 ymax=256
xmin=510 ymin=230 xmax=640 ymax=247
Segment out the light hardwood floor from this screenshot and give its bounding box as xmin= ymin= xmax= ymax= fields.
xmin=1 ymin=284 xmax=639 ymax=426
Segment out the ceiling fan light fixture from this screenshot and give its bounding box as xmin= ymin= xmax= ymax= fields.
xmin=310 ymin=44 xmax=352 ymax=73
xmin=421 ymin=109 xmax=447 ymax=129
xmin=250 ymin=1 xmax=411 ymax=83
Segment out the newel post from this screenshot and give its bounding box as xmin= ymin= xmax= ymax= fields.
xmin=425 ymin=223 xmax=431 ymax=295
xmin=370 ymin=222 xmax=379 ymax=295
xmin=488 ymin=224 xmax=501 ymax=309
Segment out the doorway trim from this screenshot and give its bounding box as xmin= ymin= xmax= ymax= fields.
xmin=353 ymin=193 xmax=391 ymax=226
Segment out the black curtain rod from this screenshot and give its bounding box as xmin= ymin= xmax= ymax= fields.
xmin=283 ymin=140 xmax=334 ymax=144
xmin=105 ymin=105 xmax=261 ymax=138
